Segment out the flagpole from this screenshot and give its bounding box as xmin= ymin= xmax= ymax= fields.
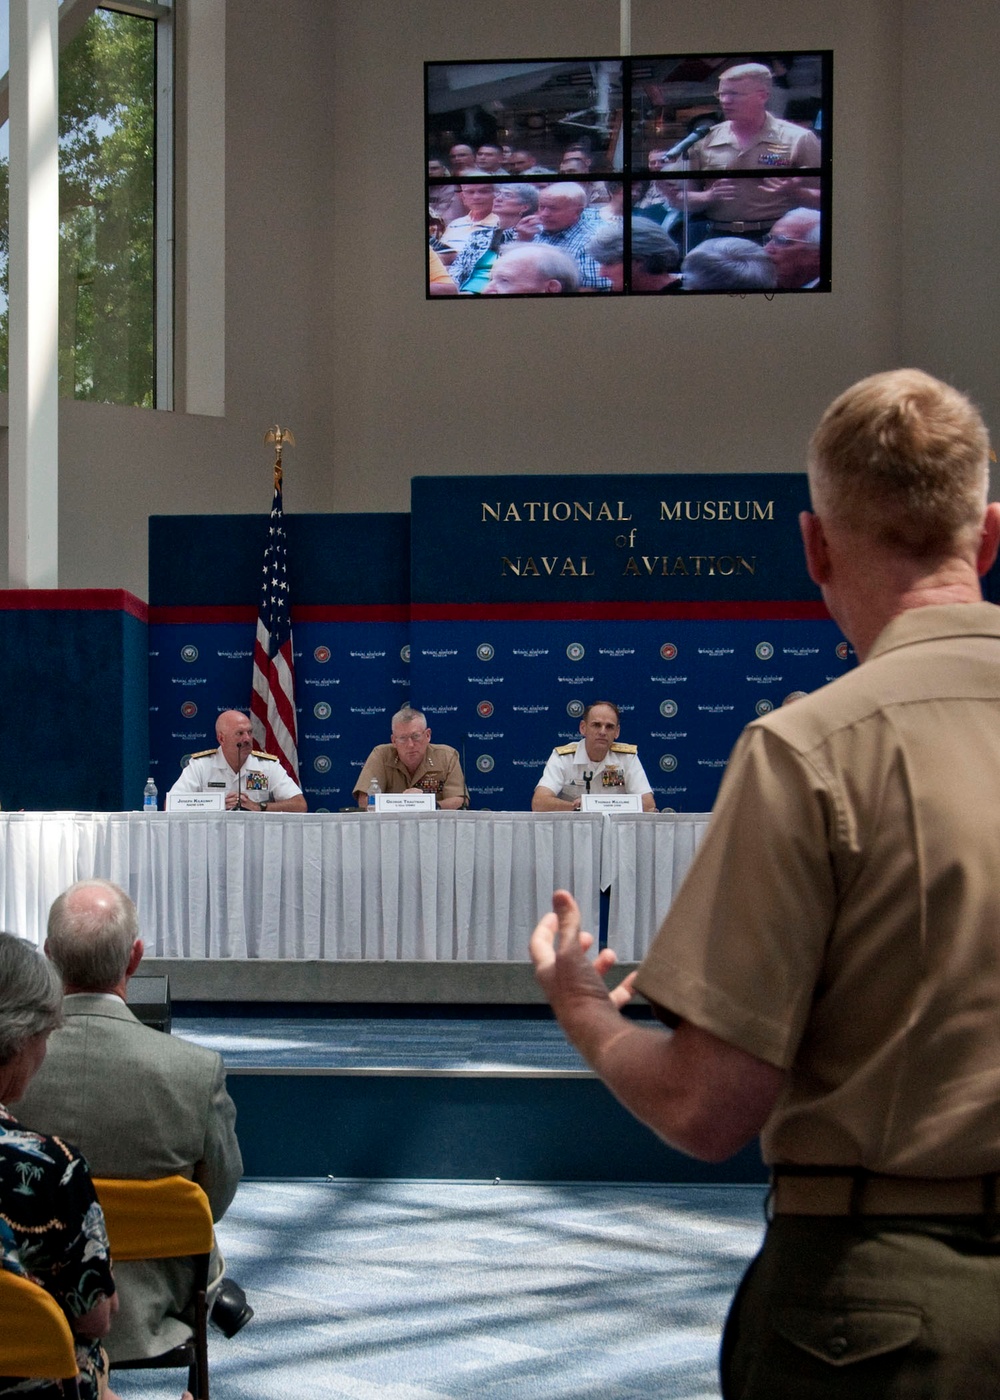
xmin=250 ymin=426 xmax=301 ymax=783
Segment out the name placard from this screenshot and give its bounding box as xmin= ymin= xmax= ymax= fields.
xmin=374 ymin=792 xmax=436 ymax=813
xmin=165 ymin=791 xmax=226 ymax=812
xmin=580 ymin=793 xmax=643 ymax=813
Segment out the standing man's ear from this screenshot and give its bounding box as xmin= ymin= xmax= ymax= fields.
xmin=976 ymin=502 xmax=1000 ymax=576
xmin=799 ymin=510 xmax=832 ymax=587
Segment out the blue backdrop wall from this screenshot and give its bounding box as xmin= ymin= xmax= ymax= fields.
xmin=406 ymin=474 xmax=852 ymax=809
xmin=149 ymin=475 xmax=854 ymax=811
xmin=149 ymin=514 xmax=410 ymax=809
xmin=0 ymin=590 xmax=148 ymax=812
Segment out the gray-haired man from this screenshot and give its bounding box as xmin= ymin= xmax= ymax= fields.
xmin=17 ymin=879 xmax=249 ymax=1361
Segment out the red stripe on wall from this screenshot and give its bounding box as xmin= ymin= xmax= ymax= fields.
xmin=409 ymin=601 xmax=831 ymax=622
xmin=0 ymin=589 xmax=148 ymax=621
xmin=149 ymin=604 xmax=411 ymax=625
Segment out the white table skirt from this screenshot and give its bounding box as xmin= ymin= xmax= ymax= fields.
xmin=603 ymin=812 xmax=712 ymax=961
xmin=0 ymin=810 xmax=710 ymax=962
xmin=0 ymin=811 xmax=603 ymax=960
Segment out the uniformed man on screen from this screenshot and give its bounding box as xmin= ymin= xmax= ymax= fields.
xmin=660 ymin=62 xmax=821 ymax=241
xmin=532 ymin=701 xmax=656 ymax=811
xmin=169 ymin=709 xmax=307 ymax=811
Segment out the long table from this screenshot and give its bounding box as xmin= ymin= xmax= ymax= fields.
xmin=0 ymin=811 xmax=710 ymax=961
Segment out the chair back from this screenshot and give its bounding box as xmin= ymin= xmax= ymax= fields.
xmin=0 ymin=1268 xmax=81 ymax=1392
xmin=92 ymin=1174 xmax=213 ymax=1259
xmin=92 ymin=1174 xmax=214 ymax=1400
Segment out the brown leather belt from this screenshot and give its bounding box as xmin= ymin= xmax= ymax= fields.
xmin=770 ymin=1169 xmax=999 ymax=1217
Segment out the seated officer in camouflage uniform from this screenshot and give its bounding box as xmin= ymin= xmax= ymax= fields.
xmin=169 ymin=709 xmax=306 ymax=811
xmin=532 ymin=700 xmax=656 ymax=811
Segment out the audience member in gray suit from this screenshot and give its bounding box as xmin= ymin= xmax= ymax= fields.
xmin=16 ymin=880 xmax=248 ymax=1362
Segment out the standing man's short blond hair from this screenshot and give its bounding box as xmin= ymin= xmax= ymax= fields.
xmin=718 ymin=62 xmax=773 ymax=92
xmin=807 ymin=368 xmax=991 ymax=558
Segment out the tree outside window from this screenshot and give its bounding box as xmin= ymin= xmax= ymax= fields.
xmin=0 ymin=5 xmax=157 ymax=407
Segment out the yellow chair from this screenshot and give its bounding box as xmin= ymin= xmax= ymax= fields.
xmin=0 ymin=1268 xmax=82 ymax=1397
xmin=93 ymin=1174 xmax=214 ymax=1400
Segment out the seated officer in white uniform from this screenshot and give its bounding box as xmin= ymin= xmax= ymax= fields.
xmin=169 ymin=709 xmax=307 ymax=811
xmin=532 ymin=700 xmax=656 ymax=812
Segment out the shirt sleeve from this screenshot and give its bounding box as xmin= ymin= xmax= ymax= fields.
xmin=438 ymin=749 xmax=467 ymax=805
xmin=626 ymin=754 xmax=653 ymax=795
xmin=793 ymin=128 xmax=822 ymax=165
xmin=353 ymin=748 xmax=386 ymax=800
xmin=168 ymin=756 xmax=205 ymax=795
xmin=536 ymin=750 xmax=566 ymax=797
xmin=634 ymin=722 xmax=837 ymax=1068
xmin=266 ymin=762 xmax=303 ymax=802
xmin=44 ymin=1144 xmax=116 ymax=1322
xmin=193 ymin=1056 xmax=243 ymax=1221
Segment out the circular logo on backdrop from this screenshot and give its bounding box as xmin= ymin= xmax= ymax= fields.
xmin=566 ymin=642 xmax=585 ymax=661
xmin=400 ymin=644 xmax=411 ymax=663
xmin=783 ymin=691 xmax=808 ymax=706
xmin=477 ymin=643 xmax=495 ymax=662
xmin=755 ymin=699 xmax=774 ymax=716
xmin=755 ymin=641 xmax=774 ymax=660
xmin=836 ymin=641 xmax=850 ymax=661
xmin=659 ymin=643 xmax=678 ymax=661
xmin=180 ymin=753 xmax=194 ymax=769
xmin=180 ymin=644 xmax=198 ymax=664
xmin=659 ymin=699 xmax=678 ymax=719
xmin=477 ymin=700 xmax=494 ymax=719
xmin=180 ymin=701 xmax=198 ymax=719
xmin=314 ymin=645 xmax=331 ymax=664
xmin=313 ymin=755 xmax=332 ymax=774
xmin=659 ymin=754 xmax=678 ymax=773
xmin=566 ymin=700 xmax=585 ymax=719
xmin=476 ymin=754 xmax=494 ymax=773
xmin=313 ymin=701 xmax=332 ymax=720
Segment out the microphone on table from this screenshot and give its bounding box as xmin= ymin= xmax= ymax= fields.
xmin=663 ymin=123 xmax=712 ymax=161
xmin=235 ymin=738 xmax=250 ymax=810
xmin=583 ymin=771 xmax=593 ymax=794
xmin=460 ymin=734 xmax=470 ymax=810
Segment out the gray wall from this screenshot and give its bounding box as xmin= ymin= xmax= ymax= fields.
xmin=3 ymin=0 xmax=998 ymax=599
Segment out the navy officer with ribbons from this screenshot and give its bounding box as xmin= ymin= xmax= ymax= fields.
xmin=169 ymin=709 xmax=307 ymax=811
xmin=532 ymin=700 xmax=656 ymax=811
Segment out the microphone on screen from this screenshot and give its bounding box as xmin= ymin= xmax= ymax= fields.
xmin=663 ymin=123 xmax=712 ymax=161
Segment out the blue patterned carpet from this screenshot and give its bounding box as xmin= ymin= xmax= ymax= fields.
xmin=111 ymin=1179 xmax=767 ymax=1400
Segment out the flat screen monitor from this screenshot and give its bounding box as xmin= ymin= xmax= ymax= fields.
xmin=426 ymin=52 xmax=831 ymax=296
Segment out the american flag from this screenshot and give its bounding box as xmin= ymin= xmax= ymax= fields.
xmin=250 ymin=468 xmax=300 ymax=782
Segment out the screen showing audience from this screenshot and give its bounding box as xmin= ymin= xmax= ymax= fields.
xmin=426 ymin=52 xmax=831 ymax=297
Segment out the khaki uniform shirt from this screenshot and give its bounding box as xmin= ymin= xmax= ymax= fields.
xmin=635 ymin=603 xmax=1000 ymax=1177
xmin=354 ymin=742 xmax=466 ymax=806
xmin=675 ymin=113 xmax=821 ymax=225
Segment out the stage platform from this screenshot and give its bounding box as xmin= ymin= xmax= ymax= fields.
xmin=172 ymin=1012 xmax=767 ymax=1186
xmin=144 ymin=956 xmax=631 ymax=1005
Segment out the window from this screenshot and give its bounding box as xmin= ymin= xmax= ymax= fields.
xmin=0 ymin=1 xmax=172 ymax=407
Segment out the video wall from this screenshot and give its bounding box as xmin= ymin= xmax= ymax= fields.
xmin=426 ymin=52 xmax=831 ymax=295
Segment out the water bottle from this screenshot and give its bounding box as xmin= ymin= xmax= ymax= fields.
xmin=143 ymin=777 xmax=158 ymax=813
xmin=367 ymin=779 xmax=380 ymax=811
